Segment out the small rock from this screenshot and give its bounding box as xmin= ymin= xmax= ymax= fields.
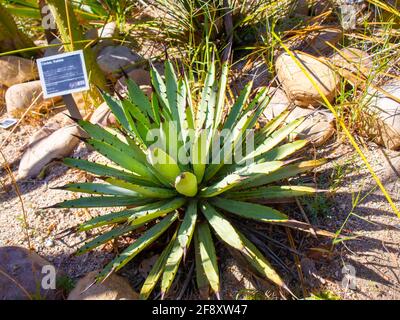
xmin=44 ymin=239 xmax=54 ymax=248
xmin=276 ymin=51 xmax=339 ymax=107
xmin=115 ymin=69 xmax=151 ymax=95
xmin=67 ymin=271 xmax=138 ymax=300
xmin=90 ymin=101 xmax=117 ymax=127
xmin=293 ymin=0 xmax=310 ymax=16
xmin=382 ymin=153 xmax=400 ymax=182
xmin=0 ymin=56 xmax=38 ymax=87
xmin=18 ymin=124 xmax=82 ymax=179
xmin=305 ymin=28 xmax=343 ymax=56
xmin=264 ymin=87 xmax=335 ymax=146
xmin=5 ymin=80 xmax=62 ymax=115
xmin=96 ymin=46 xmax=142 ymax=78
xmin=44 ymin=38 xmax=64 ymax=57
xmin=0 ymin=246 xmax=62 ymax=300
xmin=86 ymin=22 xmax=119 ymax=52
xmin=331 ymin=47 xmax=373 ymax=84
xmin=362 ymin=79 xmax=400 ymax=150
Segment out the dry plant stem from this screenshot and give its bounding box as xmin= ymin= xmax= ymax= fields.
xmin=285 ymin=227 xmax=307 ymax=298
xmin=272 ymin=31 xmax=400 ymax=218
xmin=0 ymin=92 xmax=43 ymax=150
xmin=0 ymin=149 xmax=31 ymax=249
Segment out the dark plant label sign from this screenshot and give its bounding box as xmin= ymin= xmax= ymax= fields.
xmin=37 ymin=50 xmax=90 ymax=99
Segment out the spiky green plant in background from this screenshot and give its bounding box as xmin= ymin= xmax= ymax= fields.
xmin=51 ymin=54 xmax=325 ymax=299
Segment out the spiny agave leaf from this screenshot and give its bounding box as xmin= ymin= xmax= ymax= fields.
xmin=101 ymin=92 xmax=131 ymax=133
xmin=126 ymin=78 xmax=155 ymax=121
xmin=151 ymin=93 xmax=161 ymax=125
xmin=77 ymin=120 xmax=147 ymax=164
xmin=50 ymin=196 xmax=150 ymax=210
xmin=254 ymin=110 xmax=290 ymax=145
xmin=140 ymin=230 xmax=178 ymax=300
xmin=177 ymin=79 xmax=190 ymax=147
xmin=195 ymin=222 xmax=220 ymax=297
xmin=214 ymin=60 xmax=229 ymax=129
xmin=97 ymin=212 xmax=179 ymax=281
xmin=55 ymin=183 xmax=141 ymax=197
xmin=255 ymin=140 xmax=308 ymax=163
xmin=77 ymin=200 xmax=171 ymax=232
xmin=161 ymin=200 xmax=198 ymax=296
xmin=200 ymin=202 xmax=243 ymax=250
xmin=63 ymin=158 xmax=159 ymax=187
xmin=210 ymin=197 xmax=288 ymax=222
xmin=76 ymin=224 xmax=138 ymax=256
xmin=239 ymin=117 xmax=305 ymax=164
xmin=223 ymin=81 xmax=252 ymax=131
xmin=122 ymin=99 xmax=151 ymax=132
xmin=238 ymin=231 xmax=285 ymax=288
xmin=86 ymin=138 xmax=156 ymax=182
xmin=196 ymin=63 xmax=215 ymax=132
xmin=204 ymin=109 xmax=255 ymax=182
xmin=225 ymin=185 xmax=317 ymax=201
xmin=165 ymin=61 xmax=181 ymax=132
xmin=191 ymin=132 xmax=208 ymax=183
xmin=183 ymin=73 xmax=194 ymax=130
xmin=150 ymin=67 xmax=172 ymax=118
xmin=106 ymin=178 xmax=177 ymax=199
xmin=199 ymin=174 xmax=246 ymax=198
xmin=216 ymin=161 xmax=284 ymax=188
xmin=238 ymin=159 xmax=327 ymax=189
xmin=147 ymin=147 xmax=181 ymax=185
xmin=128 ymin=198 xmax=186 ymax=226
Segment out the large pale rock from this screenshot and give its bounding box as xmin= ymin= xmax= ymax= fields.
xmin=87 ymin=22 xmax=119 ymax=53
xmin=276 ymin=52 xmax=339 ymax=107
xmin=5 ymin=81 xmax=61 ymax=114
xmin=362 ymin=80 xmax=400 ymax=150
xmin=97 ymin=46 xmax=142 ymax=78
xmin=264 ymin=87 xmax=335 ymax=146
xmin=0 ymin=56 xmax=38 ymax=87
xmin=68 ymin=271 xmax=138 ymax=300
xmin=0 ymin=246 xmax=62 ymax=300
xmin=331 ymin=47 xmax=373 ymax=84
xmin=18 ymin=124 xmax=81 ymax=179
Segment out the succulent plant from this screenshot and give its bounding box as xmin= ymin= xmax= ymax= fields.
xmin=52 ymin=59 xmax=325 ymax=299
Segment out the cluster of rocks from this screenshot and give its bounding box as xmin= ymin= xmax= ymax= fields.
xmin=262 ymin=43 xmax=400 ymax=151
xmin=0 ymin=246 xmax=138 ymax=300
xmin=0 ymin=22 xmax=152 ymax=180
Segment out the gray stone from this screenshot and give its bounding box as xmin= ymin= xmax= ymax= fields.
xmin=0 ymin=56 xmax=38 ymax=87
xmin=0 ymin=246 xmax=62 ymax=300
xmin=96 ymin=46 xmax=142 ymax=78
xmin=67 ymin=271 xmax=138 ymax=300
xmin=18 ymin=124 xmax=81 ymax=179
xmin=5 ymin=81 xmax=61 ymax=115
xmin=362 ymin=80 xmax=400 ymax=150
xmin=44 ymin=38 xmax=64 ymax=57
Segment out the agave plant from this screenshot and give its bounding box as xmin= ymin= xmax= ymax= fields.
xmin=51 ymin=57 xmax=325 ymax=299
